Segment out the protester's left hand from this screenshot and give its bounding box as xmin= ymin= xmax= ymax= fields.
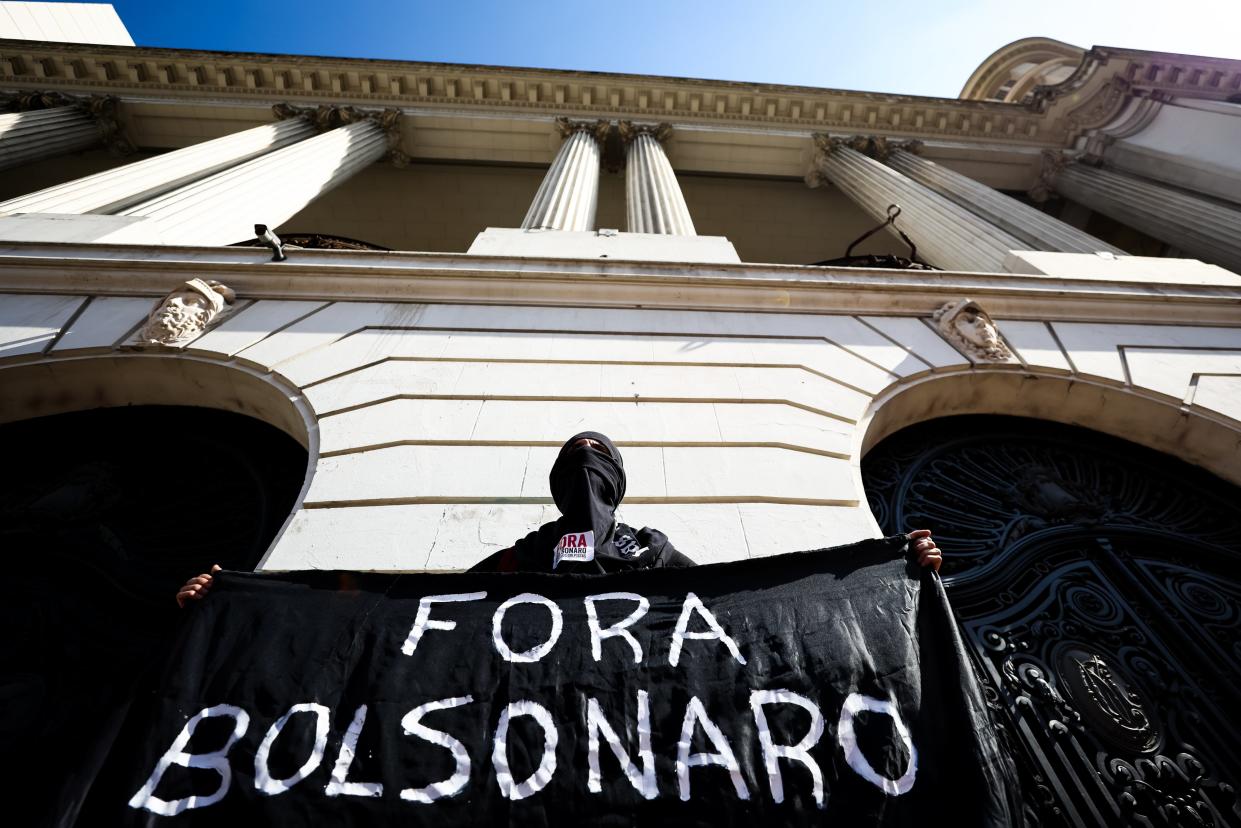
xmin=908 ymin=529 xmax=941 ymax=572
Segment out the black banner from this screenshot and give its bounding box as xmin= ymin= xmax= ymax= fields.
xmin=98 ymin=536 xmax=1020 ymax=826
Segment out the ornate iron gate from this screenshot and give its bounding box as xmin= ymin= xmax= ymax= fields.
xmin=863 ymin=416 xmax=1241 ymax=827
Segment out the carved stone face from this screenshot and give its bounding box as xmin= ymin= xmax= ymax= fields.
xmin=954 ymin=307 xmax=1000 ymax=351
xmin=144 ymin=289 xmax=215 ymax=344
xmin=932 ymin=298 xmax=1012 ymax=362
xmin=140 ymin=279 xmax=233 ymax=345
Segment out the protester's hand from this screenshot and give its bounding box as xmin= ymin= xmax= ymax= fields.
xmin=908 ymin=530 xmax=941 ymax=572
xmin=176 ymin=565 xmax=221 ymax=608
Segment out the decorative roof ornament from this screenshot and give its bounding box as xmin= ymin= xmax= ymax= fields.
xmin=1064 ymin=75 xmax=1134 ymax=133
xmin=933 ymin=298 xmax=1014 ymax=362
xmin=1077 ymin=90 xmax=1168 ymax=161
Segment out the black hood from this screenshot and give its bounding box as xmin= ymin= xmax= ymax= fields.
xmin=503 ymin=432 xmax=628 ymax=571
xmin=481 ymin=431 xmax=682 ymax=573
xmin=548 ymin=431 xmax=626 ymax=523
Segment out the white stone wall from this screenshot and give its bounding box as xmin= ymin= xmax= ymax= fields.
xmin=4 ymin=291 xmax=1241 ymax=571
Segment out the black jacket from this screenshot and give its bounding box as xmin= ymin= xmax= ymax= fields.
xmin=468 ymin=521 xmax=695 ymax=574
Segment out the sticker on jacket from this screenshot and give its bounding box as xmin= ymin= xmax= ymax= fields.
xmin=614 ymin=530 xmax=648 ymax=560
xmin=553 ymin=530 xmax=595 ymax=569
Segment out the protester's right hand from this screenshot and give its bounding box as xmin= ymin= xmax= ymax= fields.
xmin=176 ymin=564 xmax=221 ymax=608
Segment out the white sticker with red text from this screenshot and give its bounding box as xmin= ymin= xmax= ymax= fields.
xmin=552 ymin=530 xmax=595 ymax=569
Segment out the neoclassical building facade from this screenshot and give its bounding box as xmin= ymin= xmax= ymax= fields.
xmin=3 ymin=26 xmax=1241 ymax=825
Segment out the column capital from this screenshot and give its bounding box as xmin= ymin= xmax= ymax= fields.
xmin=2 ymin=90 xmax=79 ymax=112
xmin=810 ymin=133 xmax=923 ymax=164
xmin=272 ymin=103 xmax=409 ymax=166
xmin=807 ymin=134 xmax=922 ymax=188
xmin=554 ymin=116 xmax=611 ymax=144
xmin=618 ymin=121 xmax=672 ymax=145
xmin=82 ymin=94 xmax=134 ymax=156
xmin=1028 ymin=149 xmax=1075 ymax=203
xmin=2 ymin=90 xmax=133 ymax=155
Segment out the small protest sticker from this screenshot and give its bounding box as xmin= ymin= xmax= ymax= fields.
xmin=553 ymin=530 xmax=594 ymax=568
xmin=614 ymin=530 xmax=647 ymax=560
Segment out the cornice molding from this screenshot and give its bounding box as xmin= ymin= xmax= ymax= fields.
xmin=4 ymin=41 xmax=1234 ymax=154
xmin=1032 ymin=47 xmax=1241 ymax=138
xmin=1033 ymin=47 xmax=1241 ymax=107
xmin=0 ymin=38 xmax=1058 ymax=146
xmin=1 ymin=242 xmax=1238 ymax=325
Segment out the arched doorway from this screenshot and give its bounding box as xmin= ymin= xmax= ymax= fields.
xmin=0 ymin=405 xmax=307 ymax=823
xmin=863 ymin=416 xmax=1241 ymax=827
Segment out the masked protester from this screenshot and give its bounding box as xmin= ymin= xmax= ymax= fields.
xmin=469 ymin=432 xmax=696 ymax=573
xmin=177 ymin=432 xmax=941 ymax=603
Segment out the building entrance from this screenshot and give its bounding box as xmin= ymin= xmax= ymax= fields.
xmin=0 ymin=405 xmax=307 ymax=823
xmin=863 ymin=416 xmax=1241 ymax=827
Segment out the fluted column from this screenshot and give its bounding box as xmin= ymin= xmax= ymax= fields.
xmin=1084 ymin=95 xmax=1241 ymax=206
xmin=621 ymin=122 xmax=696 ymax=236
xmin=521 ymin=118 xmax=608 ymax=232
xmin=809 ymin=135 xmax=1026 ymax=272
xmin=886 ymin=149 xmax=1123 ymax=255
xmin=1052 ymin=163 xmax=1241 ymax=274
xmin=0 ymin=117 xmax=317 ymax=216
xmin=117 ymin=119 xmax=387 ymax=246
xmin=0 ymin=105 xmax=99 ymax=171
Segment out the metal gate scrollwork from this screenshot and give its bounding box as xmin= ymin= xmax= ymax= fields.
xmin=863 ymin=416 xmax=1241 ymax=827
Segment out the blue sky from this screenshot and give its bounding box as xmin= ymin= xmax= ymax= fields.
xmin=104 ymin=0 xmax=1240 ymax=99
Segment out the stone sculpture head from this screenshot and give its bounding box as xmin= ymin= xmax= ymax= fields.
xmin=141 ymin=279 xmax=235 ymax=346
xmin=933 ymin=298 xmax=1013 ymax=362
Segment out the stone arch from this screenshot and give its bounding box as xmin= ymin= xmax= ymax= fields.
xmin=853 ymin=371 xmax=1241 ymax=826
xmin=0 ymin=351 xmax=318 ymax=815
xmin=851 ymin=368 xmax=1241 ymax=537
xmin=0 ymin=350 xmax=319 ymax=565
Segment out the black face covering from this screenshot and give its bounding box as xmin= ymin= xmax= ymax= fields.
xmin=549 ymin=431 xmax=625 ymax=531
xmin=509 ymin=432 xmax=629 ymax=570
